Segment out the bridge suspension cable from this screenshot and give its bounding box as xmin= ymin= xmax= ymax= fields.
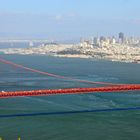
xmin=0 ymin=57 xmax=121 ymax=86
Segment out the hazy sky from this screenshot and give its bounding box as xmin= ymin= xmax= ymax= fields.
xmin=0 ymin=0 xmax=140 ymax=40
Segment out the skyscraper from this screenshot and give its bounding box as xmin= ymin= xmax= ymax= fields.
xmin=119 ymin=32 xmax=124 ymax=43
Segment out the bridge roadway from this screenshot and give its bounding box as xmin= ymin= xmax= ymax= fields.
xmin=0 ymin=84 xmax=140 ymax=98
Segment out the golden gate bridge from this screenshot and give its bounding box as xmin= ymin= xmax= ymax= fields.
xmin=0 ymin=57 xmax=140 ymax=99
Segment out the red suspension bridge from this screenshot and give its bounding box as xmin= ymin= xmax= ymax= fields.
xmin=0 ymin=57 xmax=140 ymax=98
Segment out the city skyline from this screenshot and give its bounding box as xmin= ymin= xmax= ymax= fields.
xmin=0 ymin=0 xmax=140 ymax=39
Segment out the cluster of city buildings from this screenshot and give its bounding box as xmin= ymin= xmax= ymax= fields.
xmin=81 ymin=32 xmax=140 ymax=48
xmin=0 ymin=33 xmax=140 ymax=63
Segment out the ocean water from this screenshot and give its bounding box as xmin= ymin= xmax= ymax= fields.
xmin=0 ymin=54 xmax=140 ymax=140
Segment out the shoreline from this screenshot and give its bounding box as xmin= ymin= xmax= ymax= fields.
xmin=0 ymin=43 xmax=140 ymax=64
xmin=1 ymin=53 xmax=140 ymax=64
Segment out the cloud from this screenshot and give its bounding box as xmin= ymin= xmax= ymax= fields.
xmin=54 ymin=13 xmax=77 ymax=21
xmin=68 ymin=13 xmax=76 ymax=18
xmin=55 ymin=14 xmax=63 ymax=21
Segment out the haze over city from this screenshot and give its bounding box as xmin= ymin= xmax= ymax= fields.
xmin=0 ymin=0 xmax=140 ymax=40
